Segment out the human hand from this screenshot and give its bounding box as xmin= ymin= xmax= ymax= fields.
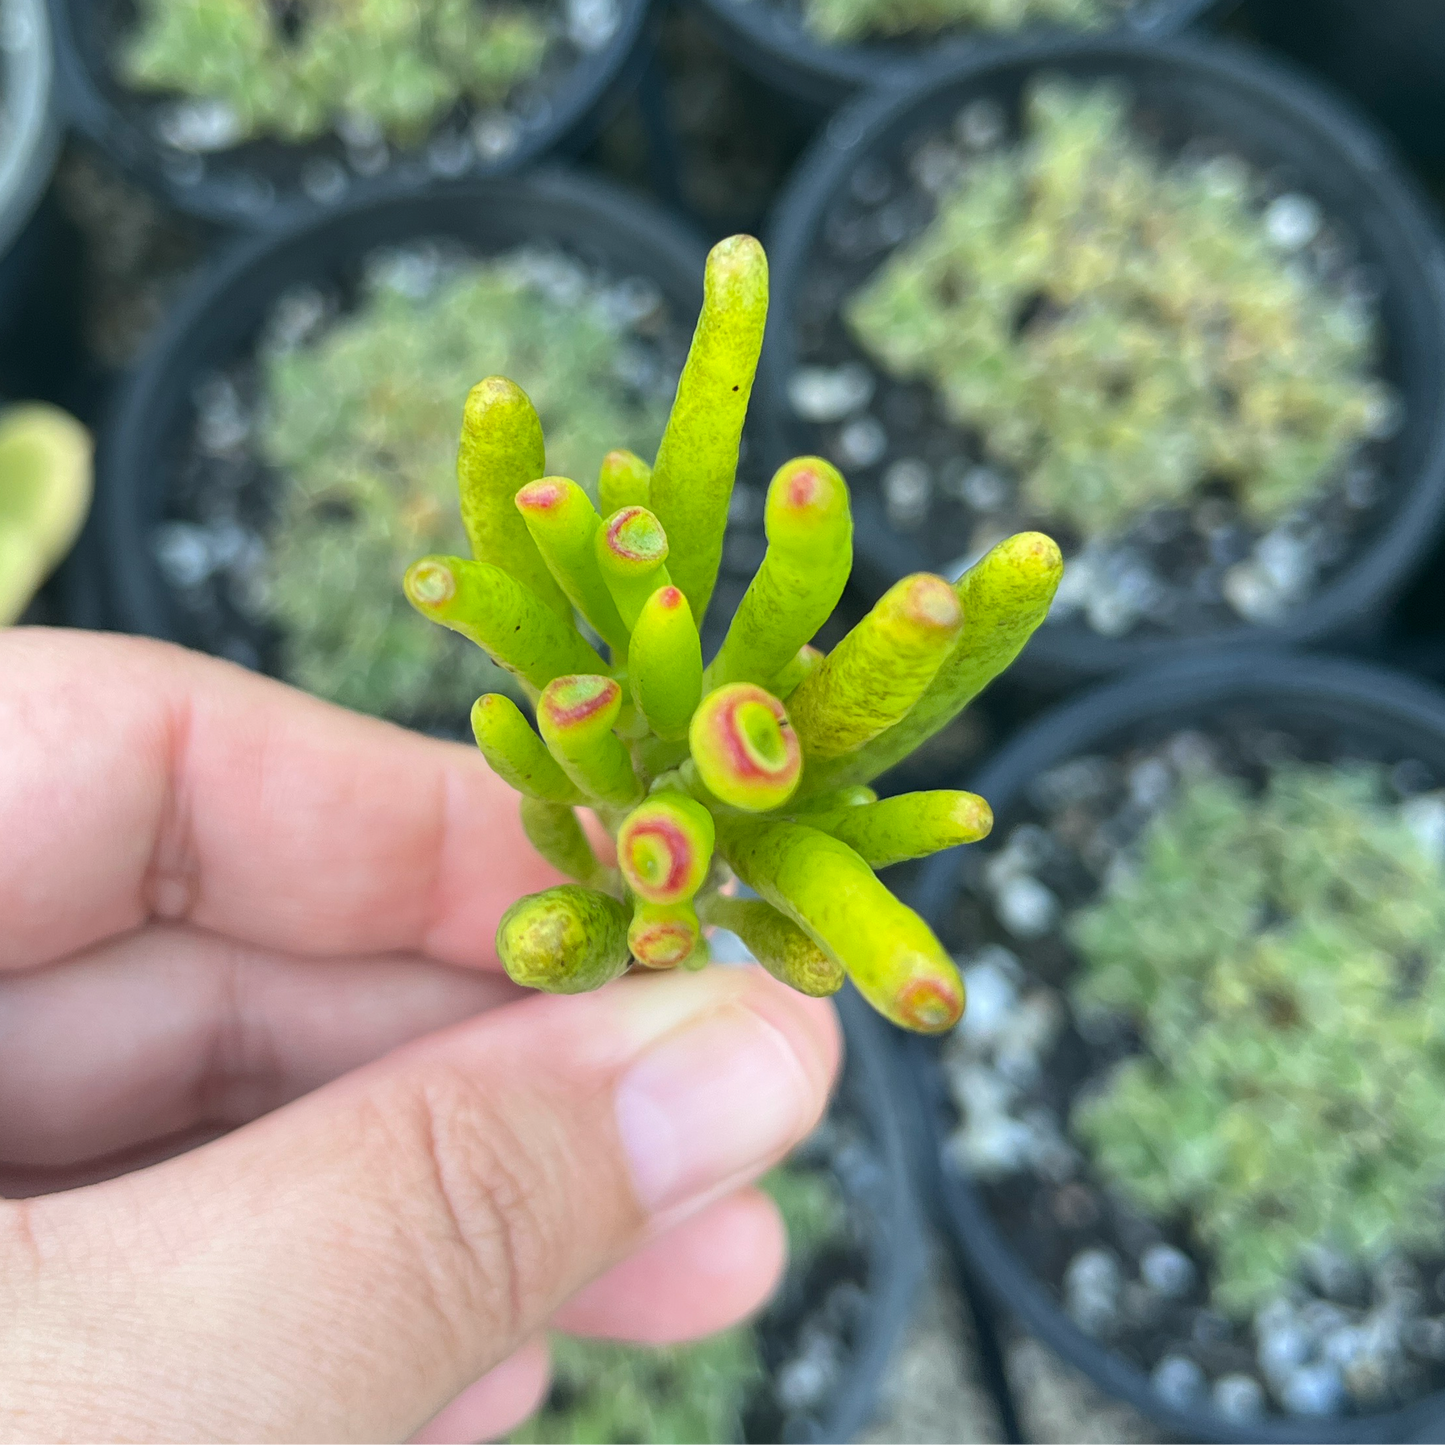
xmin=0 ymin=630 xmax=840 ymax=1443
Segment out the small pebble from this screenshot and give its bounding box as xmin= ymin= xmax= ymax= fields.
xmin=958 ymin=958 xmax=1018 ymax=1049
xmin=1404 ymin=1316 xmax=1445 ymax=1362
xmin=472 ymin=113 xmax=521 ymax=161
xmin=566 ymin=0 xmax=619 ymax=48
xmin=849 ymin=159 xmax=891 ymax=207
xmin=909 ymin=138 xmax=963 ymax=195
xmin=1281 ymin=1362 xmax=1346 ymax=1417
xmin=1127 ymin=758 xmax=1173 ymax=812
xmin=954 ymin=98 xmax=1005 ymax=150
xmin=1212 ymin=1373 xmax=1267 ymax=1422
xmin=835 ymin=415 xmax=887 ymax=468
xmin=156 ymin=98 xmax=243 ymax=152
xmin=882 ymin=458 xmax=931 ymax=528
xmin=959 ymin=465 xmax=1008 ymax=512
xmin=788 ymin=363 xmax=874 ymax=423
xmin=1052 ymin=1182 xmax=1099 ymax=1229
xmin=1065 ymin=1248 xmax=1122 ymax=1338
xmin=1152 ymin=1355 xmax=1206 ymax=1408
xmin=994 ymin=874 xmax=1059 ymax=939
xmin=1258 ymin=1322 xmax=1311 ymax=1381
xmin=300 ymin=158 xmax=348 ymax=204
xmin=1140 ymin=1243 xmax=1196 ymax=1300
xmin=153 ymin=522 xmax=214 ymax=589
xmin=1265 ymin=193 xmax=1323 ymax=251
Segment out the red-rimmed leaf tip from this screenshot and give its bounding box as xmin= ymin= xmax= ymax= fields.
xmin=403 ymin=558 xmax=456 ymax=607
xmin=604 ymin=506 xmax=668 ymax=566
xmin=689 ymin=683 xmax=801 ymax=811
xmin=616 ymin=793 xmax=715 ymax=904
xmin=539 ymin=674 xmax=622 ymax=732
xmin=514 ymin=478 xmax=571 ymax=512
xmin=628 ymin=901 xmax=701 ymax=969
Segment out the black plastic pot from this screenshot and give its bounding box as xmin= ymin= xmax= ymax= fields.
xmin=691 ymin=0 xmax=1233 ymax=111
xmin=48 ymin=0 xmax=656 ymax=228
xmin=97 ymin=169 xmax=708 ymax=665
xmin=762 ymin=36 xmax=1445 ymax=687
xmin=770 ymin=983 xmax=928 ymax=1442
xmin=903 ymin=650 xmax=1445 ymax=1443
xmin=1238 ymin=0 xmax=1445 ymax=173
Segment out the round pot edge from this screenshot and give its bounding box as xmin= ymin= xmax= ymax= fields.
xmin=689 ymin=0 xmax=1235 ymax=109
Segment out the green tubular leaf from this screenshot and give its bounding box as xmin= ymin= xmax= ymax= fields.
xmin=598 ymin=448 xmax=652 ymax=515
xmin=471 ymin=693 xmax=583 ymax=803
xmin=629 ymin=585 xmax=703 ymax=742
xmin=788 ymin=573 xmax=963 ymax=762
xmin=706 ymin=457 xmax=853 ymax=691
xmin=698 ymin=895 xmax=843 ymax=998
xmin=680 ymin=935 xmax=712 ymax=971
xmin=648 ymin=235 xmax=769 ymax=623
xmin=811 ymin=532 xmax=1063 ymax=790
xmin=519 ymin=795 xmax=611 ymax=887
xmin=515 ymin=476 xmax=630 ymax=656
xmin=801 ymin=790 xmax=993 ymax=869
xmin=616 ymin=791 xmax=715 ymax=904
xmin=769 ymin=645 xmax=823 ymax=701
xmin=455 ymin=376 xmax=568 ymax=617
xmin=789 ymin=784 xmax=877 ymax=814
xmin=536 ymin=674 xmax=643 ymax=808
xmin=596 ymin=505 xmax=672 ymax=631
xmin=0 ymin=404 xmax=93 ymax=626
xmin=628 ymin=898 xmax=701 ymax=969
xmin=496 ymin=884 xmax=632 ymax=993
xmin=714 ymin=814 xmax=964 ymax=1033
xmin=403 ymin=555 xmax=606 ymax=694
xmin=688 ymin=683 xmax=802 ymax=812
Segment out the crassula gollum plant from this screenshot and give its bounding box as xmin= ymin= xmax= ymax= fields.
xmin=404 ymin=234 xmax=1062 ymax=1032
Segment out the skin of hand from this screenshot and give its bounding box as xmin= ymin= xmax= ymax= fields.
xmin=0 ymin=629 xmax=841 ymax=1444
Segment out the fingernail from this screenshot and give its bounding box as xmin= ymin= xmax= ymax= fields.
xmin=615 ymin=1001 xmax=814 ymax=1214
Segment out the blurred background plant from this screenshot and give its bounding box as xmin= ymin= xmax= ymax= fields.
xmin=847 ymin=80 xmax=1389 ymax=544
xmin=801 ymin=0 xmax=1125 ymax=44
xmin=0 ymin=403 xmax=93 ymax=623
xmin=258 ymin=247 xmax=672 ymax=721
xmin=512 ymin=1166 xmax=845 ymax=1444
xmin=120 ymin=0 xmax=549 ymax=146
xmin=1072 ymin=761 xmax=1445 ymax=1313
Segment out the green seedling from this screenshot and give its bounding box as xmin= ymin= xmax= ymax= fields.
xmin=1072 ymin=761 xmax=1445 ymax=1312
xmin=848 ymin=80 xmax=1388 ymax=542
xmin=122 ymin=0 xmax=548 ymax=147
xmin=407 ymin=234 xmax=1062 ymax=1032
xmin=0 ymin=405 xmax=93 ymax=625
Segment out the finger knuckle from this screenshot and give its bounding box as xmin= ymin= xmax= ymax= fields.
xmin=375 ymin=1068 xmax=571 ymax=1345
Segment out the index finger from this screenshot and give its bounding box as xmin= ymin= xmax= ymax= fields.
xmin=0 ymin=629 xmax=562 ymax=971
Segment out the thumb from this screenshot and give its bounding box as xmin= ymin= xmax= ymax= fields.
xmin=0 ymin=967 xmax=838 ymax=1443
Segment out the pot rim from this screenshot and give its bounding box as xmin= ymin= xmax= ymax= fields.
xmin=690 ymin=0 xmax=1231 ymax=109
xmin=0 ymin=0 xmax=60 ymax=258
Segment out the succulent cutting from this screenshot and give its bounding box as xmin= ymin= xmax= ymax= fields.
xmin=405 ymin=234 xmax=1061 ymax=1033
